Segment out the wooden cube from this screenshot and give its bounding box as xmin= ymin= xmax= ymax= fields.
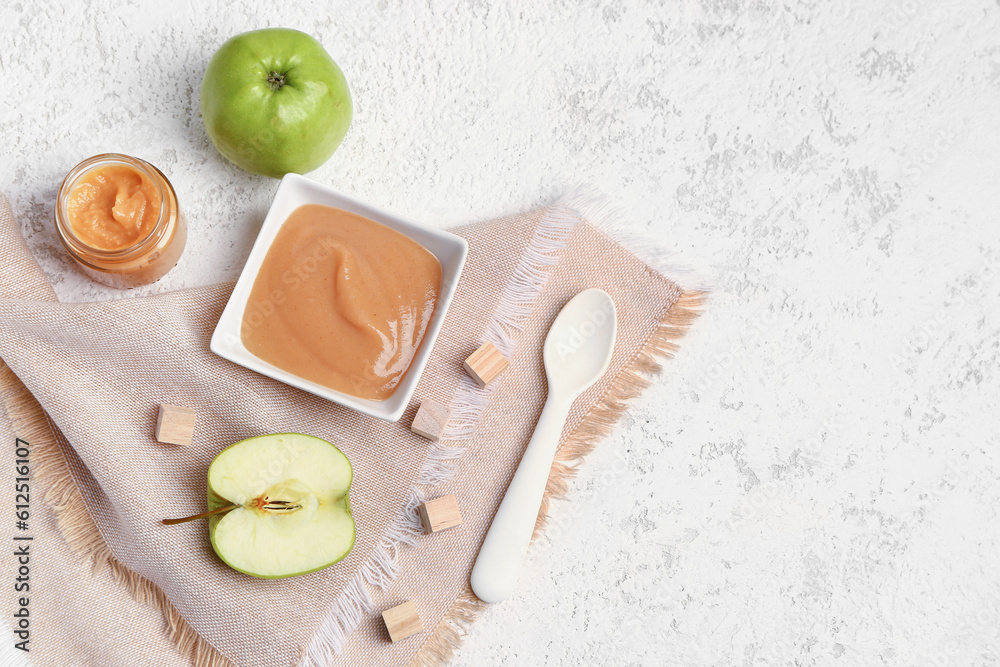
xmin=155 ymin=404 xmax=196 ymax=446
xmin=417 ymin=494 xmax=463 ymax=534
xmin=410 ymin=400 xmax=451 ymax=441
xmin=382 ymin=601 xmax=422 ymax=642
xmin=463 ymin=341 xmax=509 ymax=387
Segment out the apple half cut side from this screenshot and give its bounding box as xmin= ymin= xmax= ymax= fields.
xmin=165 ymin=433 xmax=355 ymax=579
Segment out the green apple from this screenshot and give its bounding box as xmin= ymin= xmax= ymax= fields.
xmin=200 ymin=28 xmax=352 ymax=178
xmin=164 ymin=433 xmax=355 ymax=578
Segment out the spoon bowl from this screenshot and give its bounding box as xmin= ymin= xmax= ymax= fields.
xmin=543 ymin=289 xmax=617 ymax=400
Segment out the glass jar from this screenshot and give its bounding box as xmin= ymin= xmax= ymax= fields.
xmin=54 ymin=153 xmax=187 ymax=289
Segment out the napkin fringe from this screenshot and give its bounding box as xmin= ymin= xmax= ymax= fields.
xmin=0 ymin=360 xmax=238 ymax=667
xmin=408 ymin=287 xmax=706 ymax=667
xmin=557 ymin=185 xmax=714 ymax=292
xmin=532 ymin=289 xmax=708 ymax=537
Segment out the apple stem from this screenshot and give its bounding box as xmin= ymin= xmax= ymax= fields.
xmin=266 ymin=71 xmax=286 ymax=91
xmin=162 ymin=504 xmax=238 ymax=526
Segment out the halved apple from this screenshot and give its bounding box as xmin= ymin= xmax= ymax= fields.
xmin=192 ymin=433 xmax=355 ymax=578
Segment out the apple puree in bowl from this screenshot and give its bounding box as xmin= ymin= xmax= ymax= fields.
xmin=241 ymin=205 xmax=442 ymax=400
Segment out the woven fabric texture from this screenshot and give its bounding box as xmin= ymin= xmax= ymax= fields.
xmin=0 ymin=193 xmax=690 ymax=667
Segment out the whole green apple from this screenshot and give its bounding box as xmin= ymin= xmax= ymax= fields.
xmin=200 ymin=28 xmax=352 ymax=179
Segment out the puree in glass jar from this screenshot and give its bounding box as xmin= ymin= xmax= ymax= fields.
xmin=241 ymin=204 xmax=442 ymax=401
xmin=66 ymin=164 xmax=162 ymax=250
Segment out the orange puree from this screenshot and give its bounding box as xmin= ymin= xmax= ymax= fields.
xmin=241 ymin=205 xmax=442 ymax=401
xmin=66 ymin=164 xmax=161 ymax=250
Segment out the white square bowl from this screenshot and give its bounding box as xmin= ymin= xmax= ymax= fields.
xmin=210 ymin=173 xmax=468 ymax=422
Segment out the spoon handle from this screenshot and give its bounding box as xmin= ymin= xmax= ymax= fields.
xmin=471 ymin=395 xmax=571 ymax=603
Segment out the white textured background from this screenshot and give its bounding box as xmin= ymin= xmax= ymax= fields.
xmin=2 ymin=1 xmax=1000 ymax=665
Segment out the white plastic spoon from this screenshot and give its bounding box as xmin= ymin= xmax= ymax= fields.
xmin=471 ymin=288 xmax=617 ymax=604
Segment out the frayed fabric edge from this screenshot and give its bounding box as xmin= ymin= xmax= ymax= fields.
xmin=555 ymin=185 xmax=715 ymax=294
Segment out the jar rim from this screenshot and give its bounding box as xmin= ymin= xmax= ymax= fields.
xmin=55 ymin=153 xmax=173 ymax=261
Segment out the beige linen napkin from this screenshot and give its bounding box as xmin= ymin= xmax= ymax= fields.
xmin=0 ymin=191 xmax=702 ymax=667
